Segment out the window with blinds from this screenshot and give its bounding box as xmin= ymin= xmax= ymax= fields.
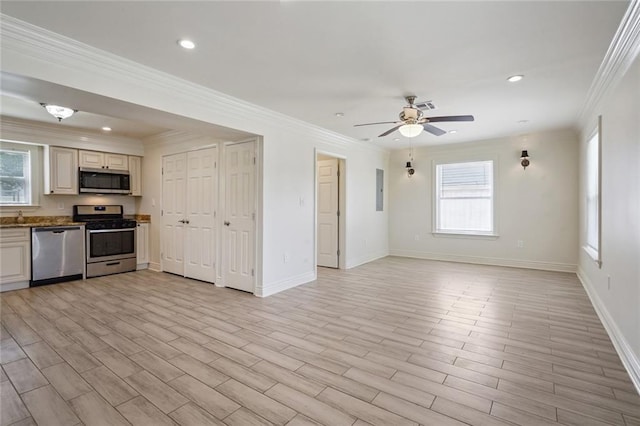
xmin=435 ymin=160 xmax=494 ymax=234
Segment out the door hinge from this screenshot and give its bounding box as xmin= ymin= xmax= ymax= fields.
xmin=161 ymin=210 xmax=164 ymax=216
xmin=214 ymin=211 xmax=216 ymax=218
xmin=253 ymin=157 xmax=256 ymax=165
xmin=161 ymin=167 xmax=163 ymax=175
xmin=337 ymin=210 xmax=340 ymax=217
xmin=252 ymin=212 xmax=255 ymax=221
xmin=214 ymin=161 xmax=217 ymax=168
xmin=337 ymin=249 xmax=341 ymax=256
xmin=337 ymin=170 xmax=340 ymax=177
xmin=251 ymin=269 xmax=255 ymax=277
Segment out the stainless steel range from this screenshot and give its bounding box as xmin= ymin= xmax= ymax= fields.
xmin=73 ymin=205 xmax=137 ymax=278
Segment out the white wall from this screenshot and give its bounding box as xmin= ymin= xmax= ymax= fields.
xmin=578 ymin=54 xmax=640 ymax=388
xmin=0 ymin=117 xmax=141 ymax=217
xmin=140 ymin=130 xmax=389 ymax=296
xmin=389 ymin=128 xmax=579 ymax=272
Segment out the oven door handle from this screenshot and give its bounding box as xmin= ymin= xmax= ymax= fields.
xmin=87 ymin=228 xmax=135 ymax=234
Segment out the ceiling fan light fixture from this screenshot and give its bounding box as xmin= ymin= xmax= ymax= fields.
xmin=40 ymin=103 xmax=77 ymax=122
xmin=399 ymin=123 xmax=423 ymax=138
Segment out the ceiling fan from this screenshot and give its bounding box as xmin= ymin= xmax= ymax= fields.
xmin=354 ymin=96 xmax=474 ymax=138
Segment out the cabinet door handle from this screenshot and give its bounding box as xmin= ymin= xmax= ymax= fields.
xmin=224 ymin=221 xmax=230 ymax=226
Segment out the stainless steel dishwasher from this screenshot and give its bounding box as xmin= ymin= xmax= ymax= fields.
xmin=31 ymin=226 xmax=84 ymax=286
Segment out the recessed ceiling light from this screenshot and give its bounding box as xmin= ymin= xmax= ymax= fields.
xmin=507 ymin=75 xmax=524 ymax=83
xmin=518 ymin=120 xmax=529 ymax=124
xmin=335 ymin=112 xmax=344 ymax=117
xmin=393 ymin=138 xmax=400 ymax=142
xmin=448 ymin=130 xmax=457 ymax=134
xmin=101 ymin=126 xmax=112 ymax=132
xmin=177 ymin=39 xmax=195 ymax=49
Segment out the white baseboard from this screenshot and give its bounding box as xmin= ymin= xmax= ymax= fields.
xmin=346 ymin=251 xmax=389 ymax=270
xmin=389 ymin=249 xmax=576 ymax=273
xmin=148 ymin=262 xmax=162 ymax=272
xmin=0 ymin=280 xmax=29 ymax=293
xmin=577 ymin=267 xmax=640 ymax=394
xmin=257 ymin=271 xmax=316 ymax=297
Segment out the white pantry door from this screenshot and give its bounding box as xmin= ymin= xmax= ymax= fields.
xmin=185 ymin=148 xmax=217 ymax=282
xmin=162 ymin=153 xmax=187 ymax=275
xmin=162 ymin=148 xmax=217 ymax=282
xmin=223 ymin=141 xmax=256 ymax=292
xmin=317 ymin=158 xmax=339 ymax=268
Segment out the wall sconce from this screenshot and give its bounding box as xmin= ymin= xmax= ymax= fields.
xmin=520 ymin=150 xmax=530 ymax=170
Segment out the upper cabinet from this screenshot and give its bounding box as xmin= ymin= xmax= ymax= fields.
xmin=44 ymin=146 xmax=78 ymax=195
xmin=79 ymin=150 xmax=128 ymax=170
xmin=128 ymin=156 xmax=142 ymax=197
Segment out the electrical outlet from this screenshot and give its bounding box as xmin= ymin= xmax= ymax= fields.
xmin=517 ymin=240 xmax=524 ymax=248
xmin=283 ymin=252 xmax=290 ymax=263
xmin=414 ymin=234 xmax=420 ymax=241
xmin=152 ymin=198 xmax=156 ymax=207
xmin=57 ymin=202 xmax=64 ymax=210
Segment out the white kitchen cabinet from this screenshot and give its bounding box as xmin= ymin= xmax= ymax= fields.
xmin=128 ymin=156 xmax=142 ymax=196
xmin=0 ymin=228 xmax=31 ymax=292
xmin=79 ymin=150 xmax=128 ymax=170
xmin=136 ymin=222 xmax=149 ymax=269
xmin=44 ymin=146 xmax=78 ymax=195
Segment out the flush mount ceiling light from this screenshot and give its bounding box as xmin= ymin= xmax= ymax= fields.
xmin=177 ymin=39 xmax=195 ymax=49
xmin=507 ymin=74 xmax=524 ymax=83
xmin=398 ymin=123 xmax=423 ymax=138
xmin=40 ymin=103 xmax=77 ymax=122
xmin=335 ymin=112 xmax=344 ymax=117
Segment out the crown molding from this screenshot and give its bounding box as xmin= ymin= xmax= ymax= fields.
xmin=0 ymin=14 xmax=387 ymax=155
xmin=0 ymin=116 xmax=144 ymax=155
xmin=579 ymin=0 xmax=640 ymax=128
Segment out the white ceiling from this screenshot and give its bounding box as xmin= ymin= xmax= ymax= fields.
xmin=0 ymin=1 xmax=630 ymax=148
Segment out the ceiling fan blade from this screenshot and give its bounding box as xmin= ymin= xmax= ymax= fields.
xmin=378 ymin=125 xmax=402 ymax=137
xmin=426 ymin=115 xmax=475 ymax=123
xmin=423 ymin=124 xmax=446 ymax=136
xmin=354 ymin=121 xmax=399 ymax=127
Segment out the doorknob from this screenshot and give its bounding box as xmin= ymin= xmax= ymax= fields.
xmin=224 ymin=221 xmax=230 ymax=226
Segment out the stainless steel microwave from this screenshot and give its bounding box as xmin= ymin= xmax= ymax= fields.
xmin=79 ymin=168 xmax=131 ymax=194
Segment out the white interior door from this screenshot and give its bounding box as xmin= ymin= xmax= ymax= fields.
xmin=185 ymin=148 xmax=217 ymax=282
xmin=223 ymin=141 xmax=256 ymax=292
xmin=161 ymin=153 xmax=187 ymax=275
xmin=317 ymin=158 xmax=339 ymax=268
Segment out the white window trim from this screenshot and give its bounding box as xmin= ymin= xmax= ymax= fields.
xmin=431 ymin=156 xmax=499 ymax=238
xmin=0 ymin=141 xmax=42 ymax=209
xmin=582 ymin=116 xmax=602 ymax=268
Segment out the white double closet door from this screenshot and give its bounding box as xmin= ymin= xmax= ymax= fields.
xmin=162 ymin=142 xmax=256 ymax=292
xmin=162 ymin=148 xmax=217 ymax=282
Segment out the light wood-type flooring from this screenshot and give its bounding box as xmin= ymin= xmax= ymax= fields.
xmin=1 ymin=256 xmax=639 ymax=426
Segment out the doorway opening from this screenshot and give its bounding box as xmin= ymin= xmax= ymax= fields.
xmin=316 ymin=151 xmax=346 ymax=270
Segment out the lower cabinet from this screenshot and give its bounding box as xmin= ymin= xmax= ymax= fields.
xmin=136 ymin=222 xmax=150 ymax=269
xmin=0 ymin=228 xmax=31 ymax=292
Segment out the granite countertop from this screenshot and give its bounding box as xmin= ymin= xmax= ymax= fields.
xmin=1 ymin=214 xmax=151 ymax=229
xmin=0 ymin=216 xmax=84 ymax=229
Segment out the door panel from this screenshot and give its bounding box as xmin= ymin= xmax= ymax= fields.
xmin=224 ymin=142 xmax=255 ymax=292
xmin=185 ymin=148 xmax=217 ymax=282
xmin=162 ymin=153 xmax=186 ymax=275
xmin=317 ymin=158 xmax=339 ymax=268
